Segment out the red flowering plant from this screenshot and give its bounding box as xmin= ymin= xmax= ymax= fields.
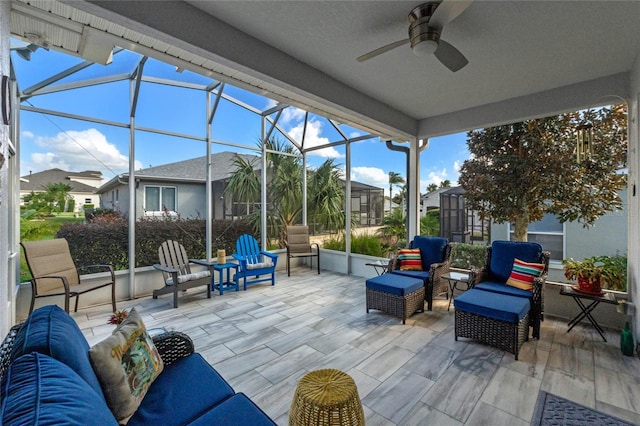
xmin=107 ymin=309 xmax=129 ymax=325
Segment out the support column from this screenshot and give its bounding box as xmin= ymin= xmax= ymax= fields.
xmin=0 ymin=0 xmax=10 ymax=334
xmin=408 ymin=138 xmax=420 ymax=239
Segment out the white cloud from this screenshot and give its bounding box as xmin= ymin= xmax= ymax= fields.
xmin=26 ymin=128 xmax=142 ymax=176
xmin=22 ymin=130 xmax=34 ymax=139
xmin=453 ymin=160 xmax=461 ymax=172
xmin=288 ymin=119 xmax=343 ymax=158
xmin=349 ymin=131 xmax=362 ymax=139
xmin=419 ymin=168 xmax=451 ymax=192
xmin=281 ymin=106 xmax=306 ymax=126
xmin=351 ymin=166 xmax=388 ymax=194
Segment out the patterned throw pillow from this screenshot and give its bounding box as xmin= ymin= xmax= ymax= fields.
xmin=397 ymin=248 xmax=423 ymax=271
xmin=506 ymin=258 xmax=545 ymax=291
xmin=89 ymin=308 xmax=164 ymax=424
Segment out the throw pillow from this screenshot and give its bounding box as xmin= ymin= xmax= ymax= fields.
xmin=506 ymin=258 xmax=545 ymax=291
xmin=89 ymin=308 xmax=164 ymax=424
xmin=397 ymin=248 xmax=423 ymax=271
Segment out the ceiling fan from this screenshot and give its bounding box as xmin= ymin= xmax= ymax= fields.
xmin=357 ymin=0 xmax=472 ymax=72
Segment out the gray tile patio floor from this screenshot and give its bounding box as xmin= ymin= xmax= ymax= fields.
xmin=72 ymin=270 xmax=640 ymax=425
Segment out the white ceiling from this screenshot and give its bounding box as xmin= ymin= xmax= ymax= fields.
xmin=11 ymin=0 xmax=640 ymax=141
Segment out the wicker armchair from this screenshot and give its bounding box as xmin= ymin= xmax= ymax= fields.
xmin=389 ymin=236 xmax=452 ymax=310
xmin=468 ymin=240 xmax=550 ymax=339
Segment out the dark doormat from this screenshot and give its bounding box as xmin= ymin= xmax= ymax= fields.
xmin=531 ymin=391 xmax=638 ymax=426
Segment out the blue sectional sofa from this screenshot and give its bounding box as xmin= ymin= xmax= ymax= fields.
xmin=0 ymin=305 xmax=275 ymax=426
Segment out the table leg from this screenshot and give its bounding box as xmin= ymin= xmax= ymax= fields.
xmin=447 ymin=280 xmax=457 ymax=311
xmin=567 ymin=297 xmax=607 ymax=342
xmin=218 ymin=269 xmax=224 ymax=295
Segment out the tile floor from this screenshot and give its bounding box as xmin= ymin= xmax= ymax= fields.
xmin=72 ymin=270 xmax=640 ymax=425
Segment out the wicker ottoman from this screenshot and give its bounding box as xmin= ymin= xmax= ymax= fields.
xmin=365 ymin=274 xmax=425 ymax=324
xmin=289 ymin=369 xmax=364 ymax=426
xmin=454 ymin=288 xmax=530 ymax=360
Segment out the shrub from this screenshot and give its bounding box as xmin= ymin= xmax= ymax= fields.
xmin=450 ymin=242 xmax=487 ymax=270
xmin=321 ymin=233 xmax=384 ymax=257
xmin=56 ymin=218 xmax=254 ymax=270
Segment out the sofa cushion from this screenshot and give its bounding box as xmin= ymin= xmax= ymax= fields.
xmin=1 ymin=353 xmax=118 ymax=426
xmin=89 ymin=308 xmax=164 ymax=424
xmin=391 ymin=270 xmax=430 ymax=283
xmin=128 ymin=353 xmax=235 ymax=426
xmin=411 ymin=236 xmax=448 ymax=271
xmin=366 ymin=274 xmax=423 ymax=296
xmin=10 ymin=304 xmax=105 ymax=400
xmin=489 ymin=241 xmax=543 ymax=282
xmin=506 ymin=258 xmax=545 ymax=291
xmin=474 ymin=281 xmax=534 ymax=300
xmin=454 ymin=289 xmax=530 ymax=323
xmin=397 ymin=248 xmax=423 ymax=271
xmin=187 ymin=393 xmax=276 ymax=426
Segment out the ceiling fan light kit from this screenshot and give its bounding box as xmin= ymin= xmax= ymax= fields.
xmin=357 ymin=0 xmax=471 ymax=72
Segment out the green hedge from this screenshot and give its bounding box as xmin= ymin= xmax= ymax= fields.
xmin=56 ymin=218 xmax=254 ymax=270
xmin=450 ymin=242 xmax=487 ymax=270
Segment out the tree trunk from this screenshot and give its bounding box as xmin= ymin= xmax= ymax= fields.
xmin=512 ymin=211 xmax=529 ymax=242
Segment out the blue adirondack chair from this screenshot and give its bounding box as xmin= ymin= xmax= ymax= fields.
xmin=232 ymin=234 xmax=278 ymax=289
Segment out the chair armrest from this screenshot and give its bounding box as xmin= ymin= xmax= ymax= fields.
xmin=31 ymin=275 xmax=72 ymax=294
xmin=0 ymin=324 xmax=22 ymax=388
xmin=189 ymin=259 xmax=217 ymax=272
xmin=468 ymin=266 xmax=488 ymax=287
xmin=260 ymin=251 xmax=278 ymax=261
xmin=77 ymin=264 xmax=115 ymax=283
xmin=152 ymin=331 xmax=194 ymax=367
xmin=311 ymin=242 xmax=320 ymax=251
xmin=153 ymin=263 xmax=179 ymax=274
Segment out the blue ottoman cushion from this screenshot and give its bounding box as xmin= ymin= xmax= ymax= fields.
xmin=128 ymin=353 xmax=234 ymax=426
xmin=187 ymin=393 xmax=276 ymax=425
xmin=454 ymin=289 xmax=530 ymax=323
xmin=366 ymin=274 xmax=423 ymax=296
xmin=474 ymin=281 xmax=534 ymax=300
xmin=1 ymin=353 xmax=118 ymax=426
xmin=10 ymin=305 xmax=105 ymax=400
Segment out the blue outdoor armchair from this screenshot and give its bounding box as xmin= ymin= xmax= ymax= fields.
xmin=468 ymin=240 xmax=550 ymax=339
xmin=390 ymin=236 xmax=452 ymax=311
xmin=232 ymin=234 xmax=278 ymax=289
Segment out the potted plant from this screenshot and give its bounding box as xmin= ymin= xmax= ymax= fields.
xmin=562 ymin=254 xmax=627 ymax=294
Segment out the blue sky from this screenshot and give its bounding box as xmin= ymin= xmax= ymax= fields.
xmin=14 ymin=45 xmax=470 ymax=196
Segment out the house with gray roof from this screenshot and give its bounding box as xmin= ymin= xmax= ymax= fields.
xmin=97 ymin=152 xmax=258 ymax=220
xmin=97 ymin=151 xmax=384 ymax=225
xmin=20 ymin=169 xmax=103 ymax=212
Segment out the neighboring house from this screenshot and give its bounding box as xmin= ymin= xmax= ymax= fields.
xmin=97 ymin=151 xmax=384 ymax=225
xmin=20 ymin=169 xmax=103 ymax=212
xmin=420 ymin=187 xmax=451 ymax=216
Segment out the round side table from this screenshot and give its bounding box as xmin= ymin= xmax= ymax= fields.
xmin=289 ymin=369 xmax=365 ymax=426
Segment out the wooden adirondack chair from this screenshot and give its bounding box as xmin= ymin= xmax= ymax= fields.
xmin=232 ymin=234 xmax=278 ymax=289
xmin=153 ymin=240 xmax=213 ymax=308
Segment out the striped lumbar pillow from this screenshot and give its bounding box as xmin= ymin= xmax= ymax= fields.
xmin=397 ymin=248 xmax=423 ymax=271
xmin=506 ymin=258 xmax=545 ymax=291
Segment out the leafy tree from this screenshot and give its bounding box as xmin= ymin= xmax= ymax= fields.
xmin=420 ymin=209 xmax=440 ymax=236
xmin=458 ymin=105 xmax=627 ymax=241
xmin=388 ymin=171 xmax=405 ymax=210
xmin=439 ymin=180 xmax=451 ymax=188
xmin=307 ymin=158 xmax=345 ymax=233
xmin=377 ymin=208 xmax=406 ymax=251
xmin=23 ymin=183 xmax=73 ymax=214
xmin=426 ymin=183 xmax=438 ymax=192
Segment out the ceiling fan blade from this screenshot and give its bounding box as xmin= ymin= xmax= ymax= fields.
xmin=357 ymin=39 xmax=410 ymax=62
xmin=430 ymin=0 xmax=473 ymax=28
xmin=434 ymin=39 xmax=468 ymax=72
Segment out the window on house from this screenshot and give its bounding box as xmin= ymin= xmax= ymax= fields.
xmin=145 ymin=186 xmax=177 ymax=212
xmin=510 ymin=214 xmax=564 ymax=261
xmin=85 ymin=198 xmax=92 ymax=204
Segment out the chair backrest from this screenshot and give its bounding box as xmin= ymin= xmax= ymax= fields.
xmin=286 ymin=225 xmax=311 ymax=254
xmin=409 ymin=236 xmax=449 ymax=270
xmin=235 ymin=234 xmax=263 ymax=264
xmin=21 ymin=239 xmax=80 ymax=293
xmin=158 ymin=240 xmax=192 ymax=277
xmin=488 ymin=240 xmax=544 ymax=282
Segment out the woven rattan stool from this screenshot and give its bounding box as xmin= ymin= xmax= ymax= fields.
xmin=289 ymin=369 xmax=365 ymax=426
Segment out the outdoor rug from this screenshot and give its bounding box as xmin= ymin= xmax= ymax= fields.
xmin=531 ymin=391 xmax=638 ymax=426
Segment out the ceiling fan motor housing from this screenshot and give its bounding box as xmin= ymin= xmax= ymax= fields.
xmin=408 ymin=2 xmax=441 ymax=54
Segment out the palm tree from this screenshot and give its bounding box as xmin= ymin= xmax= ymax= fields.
xmin=426 ymin=183 xmax=438 ymax=192
xmin=224 ymin=155 xmax=260 ymax=216
xmin=388 ymin=171 xmax=405 ymax=212
xmin=439 ymin=179 xmax=451 ymax=188
xmin=307 ymin=158 xmax=345 ymax=234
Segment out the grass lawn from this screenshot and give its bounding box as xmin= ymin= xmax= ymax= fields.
xmin=20 ymin=213 xmax=85 ymax=282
